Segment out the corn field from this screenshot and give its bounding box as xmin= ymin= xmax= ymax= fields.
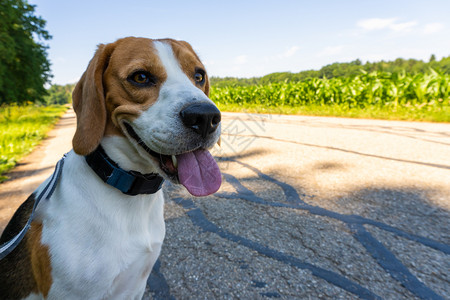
xmin=210 ymin=70 xmax=450 ymax=110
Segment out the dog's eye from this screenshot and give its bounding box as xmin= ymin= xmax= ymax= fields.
xmin=128 ymin=71 xmax=155 ymax=87
xmin=194 ymin=72 xmax=203 ymax=83
xmin=194 ymin=68 xmax=205 ymax=84
xmin=134 ymin=73 xmax=149 ymax=84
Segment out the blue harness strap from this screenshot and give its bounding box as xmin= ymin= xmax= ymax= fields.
xmin=0 ymin=153 xmax=67 ymax=260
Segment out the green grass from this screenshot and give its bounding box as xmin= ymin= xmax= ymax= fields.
xmin=216 ymin=103 xmax=450 ymax=122
xmin=0 ymin=104 xmax=68 ymax=181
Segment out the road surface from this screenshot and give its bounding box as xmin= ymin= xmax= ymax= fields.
xmin=1 ymin=110 xmax=449 ymax=299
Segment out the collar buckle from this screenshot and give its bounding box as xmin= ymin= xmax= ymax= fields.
xmin=85 ymin=146 xmax=165 ymax=196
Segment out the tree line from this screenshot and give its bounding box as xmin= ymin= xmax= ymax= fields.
xmin=210 ymin=56 xmax=450 ymax=87
xmin=44 ymin=83 xmax=75 ymax=105
xmin=0 ymin=0 xmax=51 ymax=105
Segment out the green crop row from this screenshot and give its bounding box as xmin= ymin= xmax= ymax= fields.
xmin=210 ymin=70 xmax=450 ymax=120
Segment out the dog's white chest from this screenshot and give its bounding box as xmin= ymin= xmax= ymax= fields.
xmin=36 ymin=153 xmax=166 ymax=299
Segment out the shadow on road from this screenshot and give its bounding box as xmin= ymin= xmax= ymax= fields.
xmin=150 ymin=157 xmax=449 ymax=299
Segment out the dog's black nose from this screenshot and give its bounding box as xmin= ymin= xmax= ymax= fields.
xmin=180 ymin=103 xmax=221 ymax=138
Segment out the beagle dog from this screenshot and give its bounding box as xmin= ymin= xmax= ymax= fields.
xmin=0 ymin=37 xmax=221 ymax=299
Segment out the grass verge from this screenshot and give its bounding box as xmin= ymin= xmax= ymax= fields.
xmin=0 ymin=105 xmax=68 ymax=182
xmin=216 ymin=103 xmax=450 ymax=123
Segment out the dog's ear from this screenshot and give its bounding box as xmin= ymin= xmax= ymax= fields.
xmin=72 ymin=43 xmax=115 ymax=155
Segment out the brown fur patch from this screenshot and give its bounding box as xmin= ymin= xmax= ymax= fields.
xmin=28 ymin=222 xmax=53 ymax=297
xmin=166 ymin=39 xmax=210 ymax=96
xmin=103 ymin=37 xmax=167 ymax=134
xmin=0 ymin=196 xmax=54 ymax=298
xmin=0 ymin=194 xmax=39 ymax=298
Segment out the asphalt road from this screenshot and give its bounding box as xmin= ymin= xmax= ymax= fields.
xmin=1 ymin=110 xmax=449 ymax=299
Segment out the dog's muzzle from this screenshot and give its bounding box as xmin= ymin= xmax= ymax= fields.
xmin=123 ymin=102 xmax=222 ymax=197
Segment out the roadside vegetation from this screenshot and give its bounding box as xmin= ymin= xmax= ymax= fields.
xmin=0 ymin=105 xmax=67 ymax=181
xmin=0 ymin=0 xmax=73 ymax=181
xmin=210 ymin=56 xmax=450 ymax=122
xmin=0 ymin=83 xmax=72 ymax=181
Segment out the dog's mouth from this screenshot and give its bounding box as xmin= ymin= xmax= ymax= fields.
xmin=123 ymin=122 xmax=221 ymax=196
xmin=123 ymin=122 xmax=178 ymax=179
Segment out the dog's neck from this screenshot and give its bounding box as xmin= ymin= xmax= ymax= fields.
xmin=100 ymin=136 xmax=159 ymax=174
xmin=85 ymin=136 xmax=164 ymax=196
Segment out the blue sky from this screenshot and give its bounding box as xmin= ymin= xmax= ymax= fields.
xmin=30 ymin=0 xmax=450 ymax=85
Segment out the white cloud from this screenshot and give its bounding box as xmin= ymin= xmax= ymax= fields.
xmin=423 ymin=22 xmax=444 ymax=34
xmin=357 ymin=18 xmax=417 ymax=32
xmin=357 ymin=18 xmax=397 ymax=30
xmin=390 ymin=21 xmax=417 ymax=32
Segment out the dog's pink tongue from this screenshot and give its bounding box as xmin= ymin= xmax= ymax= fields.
xmin=177 ymin=149 xmax=221 ymax=197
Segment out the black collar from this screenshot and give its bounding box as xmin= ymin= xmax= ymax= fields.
xmin=85 ymin=146 xmax=164 ymax=196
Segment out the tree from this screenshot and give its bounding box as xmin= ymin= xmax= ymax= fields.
xmin=438 ymin=56 xmax=450 ymax=73
xmin=0 ymin=0 xmax=51 ymax=104
xmin=44 ymin=84 xmax=75 ymax=105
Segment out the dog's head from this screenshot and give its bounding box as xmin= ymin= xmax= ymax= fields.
xmin=72 ymin=37 xmax=221 ymax=196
